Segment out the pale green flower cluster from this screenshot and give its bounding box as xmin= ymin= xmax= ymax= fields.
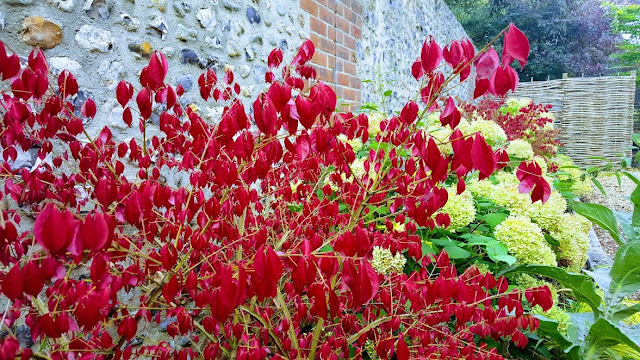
xmin=549 ymin=214 xmax=591 ymax=272
xmin=466 ymin=178 xmax=496 ymax=199
xmin=371 ymin=246 xmax=406 ymax=275
xmin=336 ymin=134 xmax=364 ymax=152
xmin=506 ymin=139 xmax=535 ymax=160
xmin=530 ymin=191 xmax=567 ymax=230
xmin=494 ymin=215 xmax=558 ymax=266
xmin=368 ymin=112 xmax=385 ymax=136
xmin=489 ymin=183 xmax=536 ymax=218
xmin=466 ymin=119 xmax=507 ymax=147
xmin=439 ymin=188 xmax=476 ymax=231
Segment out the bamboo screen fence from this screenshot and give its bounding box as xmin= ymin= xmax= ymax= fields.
xmin=513 ymin=72 xmax=637 ymax=166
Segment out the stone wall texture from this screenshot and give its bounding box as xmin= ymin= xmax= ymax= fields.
xmin=0 ymin=0 xmax=472 ymax=130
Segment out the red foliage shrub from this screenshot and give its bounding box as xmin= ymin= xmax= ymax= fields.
xmin=459 ymin=98 xmax=562 ymax=157
xmin=0 ymin=25 xmax=552 ymax=360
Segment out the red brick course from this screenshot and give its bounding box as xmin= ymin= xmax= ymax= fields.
xmin=302 ymin=0 xmax=363 ymax=110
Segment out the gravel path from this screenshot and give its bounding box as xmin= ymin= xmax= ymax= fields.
xmin=582 ymin=171 xmax=639 ymax=257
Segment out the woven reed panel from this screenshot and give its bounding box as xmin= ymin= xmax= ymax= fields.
xmin=514 ymin=73 xmax=636 ymax=166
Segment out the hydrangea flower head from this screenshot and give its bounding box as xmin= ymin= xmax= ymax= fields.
xmin=550 ymin=213 xmax=591 ymax=272
xmin=506 ymin=139 xmax=534 ymax=160
xmin=371 ymin=246 xmax=406 ymax=275
xmin=438 ymin=188 xmax=476 ymax=231
xmin=494 ymin=215 xmax=557 ymax=266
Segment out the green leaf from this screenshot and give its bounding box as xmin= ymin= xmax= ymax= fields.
xmin=383 ymin=90 xmax=392 ymax=97
xmin=485 ymin=241 xmax=516 ymax=265
xmin=573 ymin=202 xmax=624 ymax=246
xmin=421 ymin=242 xmax=435 ymax=258
xmin=535 ymin=315 xmax=574 ymax=350
xmin=622 ymin=171 xmax=640 ymax=185
xmin=459 ymin=233 xmax=497 ymax=245
xmin=609 ymin=240 xmax=640 ymax=298
xmin=582 ymin=318 xmax=640 ymax=359
xmin=317 ymin=244 xmax=334 ymax=253
xmin=442 ymin=245 xmax=472 ymax=259
xmin=499 ymin=265 xmax=602 ymax=315
xmin=431 ymin=238 xmax=462 ymax=247
xmin=544 ymin=233 xmax=560 ymax=247
xmin=591 ymin=177 xmax=607 ymax=196
xmin=610 ymin=302 xmax=640 ymax=323
xmin=632 ymin=133 xmax=640 ymax=147
xmin=483 ymin=212 xmax=508 ymax=228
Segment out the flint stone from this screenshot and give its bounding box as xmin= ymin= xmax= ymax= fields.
xmin=98 ymin=60 xmax=125 ymax=90
xmin=21 ymin=16 xmax=63 ymax=50
xmin=6 ymin=0 xmax=35 ymax=5
xmin=75 ymin=25 xmax=114 ymax=52
xmin=222 ymin=0 xmax=241 ymax=11
xmin=176 ymin=24 xmax=198 ymax=42
xmin=226 ymin=40 xmax=242 ymax=57
xmin=118 ymin=13 xmax=140 ymax=32
xmin=197 ymin=8 xmax=217 ymax=30
xmin=180 ymin=48 xmax=199 ymax=65
xmin=173 ymin=1 xmax=191 ymax=17
xmin=176 ymin=74 xmax=193 ymax=92
xmin=84 ymin=0 xmax=111 ymax=20
xmin=49 ymin=57 xmax=82 ymax=75
xmin=246 ymin=6 xmax=261 ymax=24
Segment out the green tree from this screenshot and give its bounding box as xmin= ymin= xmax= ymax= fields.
xmin=446 ymin=0 xmax=620 ymax=81
xmin=605 ymin=2 xmax=640 ymax=73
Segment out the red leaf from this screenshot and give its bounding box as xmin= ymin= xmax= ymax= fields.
xmin=503 ymin=23 xmax=530 ymax=69
xmin=471 ymin=134 xmax=495 ymax=179
xmin=136 ymin=88 xmax=152 ymax=119
xmin=2 ymin=264 xmax=23 ymax=300
xmin=34 ymin=204 xmax=81 ymax=255
xmin=22 ymin=261 xmax=44 ymax=296
xmin=117 ymin=317 xmax=137 ymax=341
xmin=396 ymin=336 xmax=410 ymax=360
xmin=2 ymin=55 xmax=21 ymax=81
xmin=400 ymin=100 xmax=419 ymax=125
xmin=411 ymin=59 xmax=424 ymax=80
xmin=253 ymin=245 xmax=283 ymax=300
xmin=474 ymin=78 xmax=490 ymax=99
xmin=57 ymin=70 xmax=78 ymax=97
xmin=295 ymin=95 xmax=319 ymax=129
xmin=148 ymin=51 xmax=168 ymax=86
xmin=342 ymin=258 xmax=380 ymax=309
xmin=295 ymin=136 xmax=310 ymax=161
xmin=475 ymin=48 xmax=499 ymax=79
xmin=443 ymin=40 xmax=463 ymax=70
xmin=516 ymin=161 xmax=551 ymax=203
xmin=123 ymin=107 xmax=133 ymax=126
xmin=439 ymin=96 xmax=461 ymax=128
xmin=420 ymin=36 xmax=443 ymax=74
xmin=253 ymin=94 xmax=278 ymax=135
xmin=268 ymin=48 xmax=283 ymax=68
xmin=81 ymin=98 xmax=97 ymax=118
xmin=84 ymin=212 xmax=111 ymax=253
xmin=525 ymin=286 xmax=553 ymax=311
xmin=490 ymin=65 xmax=513 ymax=97
xmin=116 ymin=81 xmax=134 ymax=108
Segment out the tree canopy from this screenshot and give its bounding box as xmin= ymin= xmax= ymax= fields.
xmin=446 ymin=0 xmax=621 ymax=80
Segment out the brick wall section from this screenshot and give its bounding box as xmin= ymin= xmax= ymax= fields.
xmin=301 ymin=0 xmax=364 ymax=110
